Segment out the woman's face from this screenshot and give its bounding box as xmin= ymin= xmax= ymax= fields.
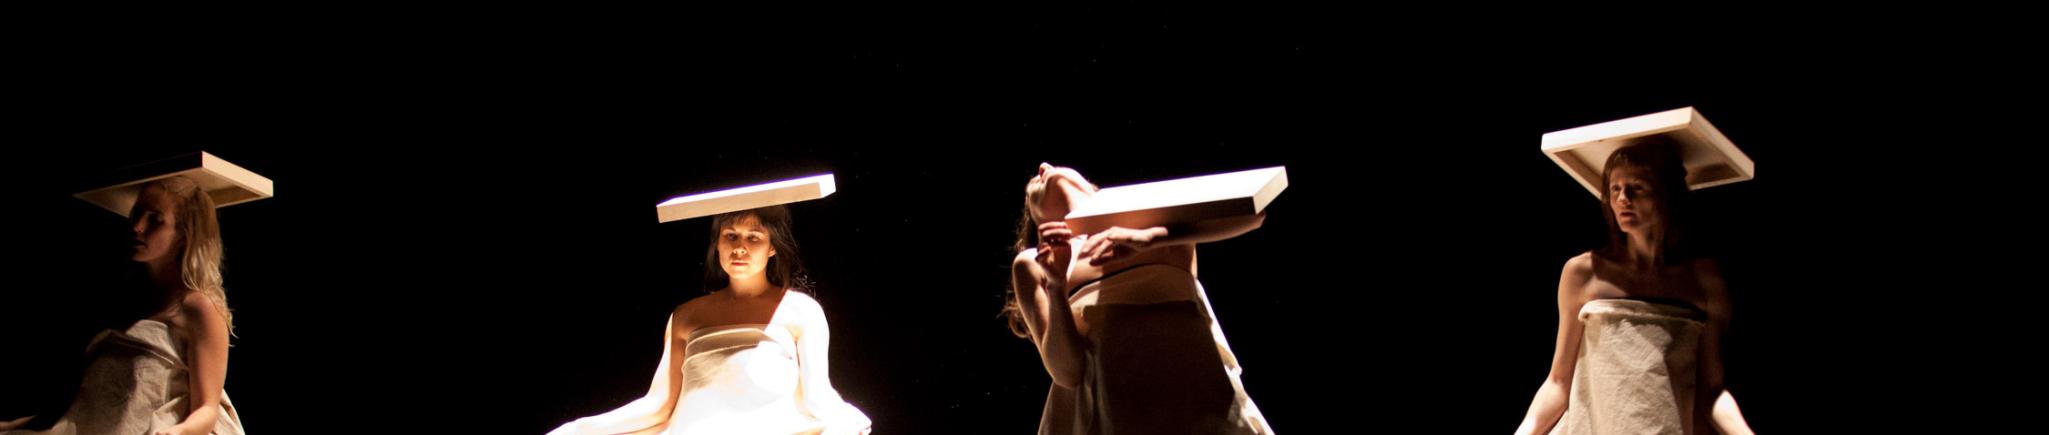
xmin=1606 ymin=165 xmax=1661 ymax=234
xmin=1026 ymin=163 xmax=1097 ymax=223
xmin=128 ymin=185 xmax=181 ymax=265
xmin=716 ymin=213 xmax=777 ymax=283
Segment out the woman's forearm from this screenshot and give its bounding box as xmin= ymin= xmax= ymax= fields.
xmin=171 ymin=406 xmax=219 ymax=434
xmin=1514 ymin=380 xmax=1569 ymax=435
xmin=568 ymin=395 xmax=669 ymax=435
xmin=1037 ymin=280 xmax=1090 ymax=388
xmin=1710 ymin=389 xmax=1754 ymax=435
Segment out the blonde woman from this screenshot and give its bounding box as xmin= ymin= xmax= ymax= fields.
xmin=2 ymin=177 xmax=245 ymax=435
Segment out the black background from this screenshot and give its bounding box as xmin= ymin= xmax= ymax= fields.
xmin=2 ymin=15 xmax=2033 ymax=434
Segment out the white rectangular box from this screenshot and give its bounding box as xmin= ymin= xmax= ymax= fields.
xmin=74 ymin=151 xmax=275 ymax=217
xmin=656 ymin=173 xmax=836 ymax=223
xmin=1541 ymin=107 xmax=1755 ymax=198
xmin=1065 ymin=166 xmax=1287 ymax=235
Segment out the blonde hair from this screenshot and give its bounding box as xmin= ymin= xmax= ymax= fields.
xmin=148 ymin=176 xmax=233 ymax=333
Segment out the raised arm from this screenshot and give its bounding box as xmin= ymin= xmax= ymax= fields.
xmin=1078 ymin=212 xmax=1266 ymax=266
xmin=1013 ymin=236 xmax=1090 ymax=389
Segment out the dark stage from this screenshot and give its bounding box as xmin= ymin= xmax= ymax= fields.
xmin=2 ymin=22 xmax=2014 ymax=433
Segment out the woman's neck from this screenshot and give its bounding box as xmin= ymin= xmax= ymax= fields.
xmin=145 ymin=258 xmax=187 ymax=294
xmin=727 ymin=275 xmax=778 ymax=299
xmin=1625 ymin=230 xmax=1660 ymax=269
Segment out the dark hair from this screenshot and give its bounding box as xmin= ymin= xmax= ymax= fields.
xmin=1596 ymin=138 xmax=1696 ymax=266
xmin=703 ymin=205 xmax=808 ymax=293
xmin=1001 ymin=205 xmax=1038 ymax=338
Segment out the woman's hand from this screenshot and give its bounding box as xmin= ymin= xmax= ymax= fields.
xmin=546 ymin=419 xmax=584 ymax=435
xmin=1082 ymin=226 xmax=1169 ymax=265
xmin=0 ymin=415 xmax=34 ymax=431
xmin=1039 ymin=221 xmax=1075 ymax=247
xmin=1037 ymin=221 xmax=1076 ymax=279
xmin=822 ymin=421 xmax=874 ymax=435
xmin=153 ymin=422 xmax=204 ymax=435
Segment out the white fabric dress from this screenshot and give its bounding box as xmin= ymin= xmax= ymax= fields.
xmin=1550 ymin=299 xmax=1708 ymax=435
xmin=4 ymin=319 xmax=245 ymax=435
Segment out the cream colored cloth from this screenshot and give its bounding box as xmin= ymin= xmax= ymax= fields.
xmin=1044 ymin=265 xmax=1272 ymax=435
xmin=660 ymin=321 xmax=867 ymax=435
xmin=1551 ymin=299 xmax=1706 ymax=435
xmin=5 ymin=319 xmax=244 ymax=435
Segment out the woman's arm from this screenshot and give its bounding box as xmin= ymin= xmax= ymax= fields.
xmin=161 ymin=294 xmax=229 ymax=435
xmin=784 ymin=293 xmax=873 ymax=435
xmin=1695 ymin=259 xmax=1755 ymax=435
xmin=1514 ymin=253 xmax=1595 ymax=435
xmin=0 ymin=415 xmax=31 ymax=431
xmin=1013 ymin=223 xmax=1090 ymax=388
xmin=550 ymin=307 xmax=690 ymax=435
xmin=1079 ymin=212 xmax=1266 ymax=265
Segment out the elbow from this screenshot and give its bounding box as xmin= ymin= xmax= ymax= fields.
xmin=1047 ymin=361 xmax=1086 ymax=389
xmin=622 ymin=395 xmax=673 ymax=429
xmin=1048 ymin=370 xmax=1082 ymax=389
xmin=646 ymin=397 xmax=678 ymax=424
xmin=1039 ymin=343 xmax=1087 ymax=388
xmin=1534 ymin=373 xmax=1569 ymax=396
xmin=1530 ymin=377 xmax=1571 ymax=412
